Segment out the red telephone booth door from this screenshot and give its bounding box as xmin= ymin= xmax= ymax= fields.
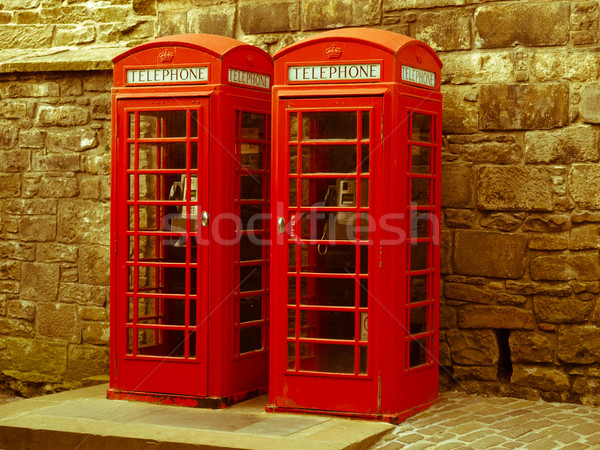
xmin=271 ymin=95 xmax=383 ymax=413
xmin=113 ymin=97 xmax=210 ymax=397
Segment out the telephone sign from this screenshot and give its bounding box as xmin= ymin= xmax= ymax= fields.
xmin=268 ymin=28 xmax=442 ymax=423
xmin=109 ymin=34 xmax=273 ymax=408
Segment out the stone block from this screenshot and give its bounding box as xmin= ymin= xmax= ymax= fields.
xmin=534 ymin=296 xmax=594 ymax=324
xmin=0 ymin=25 xmax=53 ymax=48
xmin=239 ymin=0 xmax=299 ymax=34
xmin=19 ymin=129 xmax=46 ymax=148
xmin=496 ymin=293 xmax=527 ymax=306
xmin=91 ymin=6 xmax=130 ymax=23
xmin=570 ymin=164 xmax=600 ymax=209
xmin=441 ymin=164 xmax=474 ymax=208
xmin=529 ymin=234 xmax=568 ymax=251
xmin=509 ymin=331 xmax=554 ymax=363
xmin=447 ymin=134 xmax=521 ymax=165
xmin=0 ymin=174 xmax=21 ymax=198
xmin=571 ymin=225 xmax=600 ymax=250
xmin=19 ymin=215 xmax=56 ymax=242
xmin=384 ymin=0 xmax=464 ymax=9
xmin=79 ymin=177 xmax=100 ymax=199
xmin=82 ymin=322 xmax=109 ymax=345
xmin=33 ymin=153 xmax=80 ymax=172
xmin=66 ymin=345 xmax=109 ymax=381
xmin=459 ymin=305 xmax=535 ymax=330
xmin=5 ymin=199 xmax=56 ymax=215
xmin=157 ymin=10 xmax=187 ymax=36
xmin=441 ymin=230 xmax=453 ymax=274
xmin=582 ymin=85 xmax=600 ymax=124
xmin=475 ymin=2 xmax=569 ymax=48
xmin=480 ymin=213 xmax=523 ymax=232
xmin=302 ymin=0 xmax=379 ymax=30
xmin=79 ymin=306 xmax=108 ymax=322
xmin=454 ymin=230 xmax=528 ymax=279
xmin=188 ymin=4 xmax=235 ymax=37
xmin=444 ymin=283 xmax=493 ymax=304
xmin=511 ymin=365 xmax=569 ymax=392
xmin=79 ymin=246 xmax=110 ymax=286
xmin=39 ymin=176 xmax=79 ymax=198
xmin=530 ymin=254 xmax=600 ymax=281
xmin=47 ymin=128 xmax=98 ymax=152
xmin=446 ymin=329 xmax=499 ymax=366
xmin=53 ymin=24 xmax=95 ymax=46
xmin=83 ymin=74 xmax=112 ymax=93
xmin=21 ymin=262 xmax=59 ymax=302
xmin=525 ymin=126 xmax=599 ymax=164
xmin=59 ymin=283 xmax=108 ymax=307
xmin=37 ymin=243 xmax=78 ymax=263
xmin=57 ymin=199 xmax=110 ymax=245
xmin=36 ymin=105 xmax=90 ymax=127
xmin=41 ymin=6 xmax=91 ymax=24
xmin=0 ymin=150 xmax=30 ymax=172
xmin=36 ymin=303 xmax=80 ymax=343
xmin=7 ymin=81 xmax=60 ymax=98
xmin=133 ymin=0 xmax=156 ymax=15
xmin=7 ymin=300 xmax=35 ymax=322
xmin=441 ymin=86 xmax=478 ymax=134
xmin=0 ymin=337 xmax=67 ymax=377
xmin=480 ymin=84 xmax=569 ymax=130
xmin=558 ymin=325 xmax=600 ymax=364
xmin=83 ymin=152 xmax=110 ymax=175
xmin=477 ymin=166 xmax=553 ymax=211
xmin=416 ymin=9 xmax=471 ymax=51
xmin=441 ymin=51 xmax=514 ymax=85
xmin=522 ymin=215 xmax=571 ymax=233
xmin=445 ymin=209 xmax=474 ymax=228
xmin=532 ymin=52 xmax=600 ymax=82
xmin=453 ymin=365 xmax=497 ymax=381
xmin=0 ymin=241 xmax=35 ymax=261
xmin=0 ymin=261 xmax=20 ymax=280
xmin=572 ymin=212 xmax=600 ymax=223
xmin=0 ymin=101 xmax=28 ymax=119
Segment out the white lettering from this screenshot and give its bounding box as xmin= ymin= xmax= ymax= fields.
xmin=288 ymin=64 xmax=381 ymax=82
xmin=126 ymin=66 xmax=208 ymax=85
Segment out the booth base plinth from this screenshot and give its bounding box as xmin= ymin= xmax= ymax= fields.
xmin=107 ymin=386 xmax=267 ymax=409
xmin=265 ymin=397 xmax=438 ymax=424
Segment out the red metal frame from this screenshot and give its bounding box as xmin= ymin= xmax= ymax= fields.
xmin=269 ymin=28 xmax=442 ymax=422
xmin=109 ymin=34 xmax=273 ymax=407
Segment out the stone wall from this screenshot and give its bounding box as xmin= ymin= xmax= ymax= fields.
xmin=1 ymin=0 xmax=600 ymax=405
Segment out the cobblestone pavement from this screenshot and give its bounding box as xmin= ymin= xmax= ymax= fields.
xmin=374 ymin=391 xmax=600 ymax=449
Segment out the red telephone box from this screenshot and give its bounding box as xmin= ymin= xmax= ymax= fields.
xmin=268 ymin=28 xmax=442 ymax=422
xmin=109 ymin=34 xmax=273 ymax=407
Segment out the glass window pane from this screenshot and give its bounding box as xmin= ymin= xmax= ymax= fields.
xmin=128 ymin=113 xmax=136 ymax=139
xmin=289 ymin=113 xmax=298 ymax=142
xmin=241 ymin=112 xmax=265 ymax=140
xmin=299 ymin=310 xmax=355 ymax=340
xmin=301 ymin=177 xmax=368 ymax=208
xmin=411 ymin=178 xmax=431 ymax=206
xmin=300 ymin=244 xmax=368 ymax=274
xmin=410 ymin=306 xmax=428 ymax=335
xmin=289 ymin=145 xmax=297 ymax=173
xmin=288 ymin=277 xmax=297 ymax=304
xmin=240 ymin=296 xmax=262 ymax=323
xmin=137 ymin=329 xmax=191 ymax=358
xmin=240 ymin=204 xmax=264 ymax=230
xmin=299 ymin=277 xmax=355 ymax=307
xmin=409 ymin=338 xmax=429 ymax=368
xmin=241 ymin=175 xmax=263 ymax=199
xmin=361 ymin=111 xmax=370 ymax=140
xmin=302 ymin=111 xmax=357 ymax=141
xmin=359 ymin=346 xmax=368 ymax=374
xmin=240 ymin=265 xmax=262 ymax=292
xmin=287 ymin=341 xmax=296 ymax=370
xmin=411 ymin=146 xmax=431 ymax=174
xmin=240 ymin=235 xmax=263 ymax=261
xmin=411 ymin=210 xmax=433 ymax=240
xmin=410 ymin=243 xmax=430 ymax=271
xmin=240 ymin=326 xmax=262 ymax=353
xmin=240 ymin=143 xmax=263 ymax=169
xmin=411 ymin=113 xmax=432 ymax=143
xmin=410 ymin=274 xmax=429 ymax=303
xmin=139 ymin=110 xmax=187 ymax=138
xmin=361 ymin=144 xmax=370 ymax=174
xmin=299 ymin=343 xmax=354 ymax=374
xmin=289 ymin=178 xmax=297 ymax=207
xmin=301 ymin=145 xmax=357 ymax=174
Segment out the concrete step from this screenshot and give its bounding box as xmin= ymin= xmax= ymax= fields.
xmin=0 ymin=384 xmax=393 ymax=450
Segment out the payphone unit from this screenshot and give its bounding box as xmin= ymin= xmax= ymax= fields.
xmin=268 ymin=28 xmax=442 ymax=422
xmin=109 ymin=34 xmax=272 ymax=407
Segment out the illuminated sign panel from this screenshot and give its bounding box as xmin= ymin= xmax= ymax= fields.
xmin=288 ymin=63 xmax=381 ymax=82
xmin=126 ymin=66 xmax=208 ymax=84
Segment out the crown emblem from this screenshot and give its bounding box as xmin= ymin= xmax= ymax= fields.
xmin=159 ymin=49 xmax=175 ymax=63
xmin=247 ymin=54 xmax=255 ymax=66
xmin=325 ymin=44 xmax=342 ymax=59
xmin=416 ymin=50 xmax=424 ymax=64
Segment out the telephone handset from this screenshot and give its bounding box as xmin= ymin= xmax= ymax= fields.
xmin=169 ymin=174 xmax=198 ymax=247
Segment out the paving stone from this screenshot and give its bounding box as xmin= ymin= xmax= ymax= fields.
xmin=526 ymin=437 xmax=560 ymax=450
xmin=571 ymin=422 xmax=600 ymax=435
xmin=553 ymin=430 xmax=580 ymax=444
xmin=561 ymin=444 xmax=591 ymax=450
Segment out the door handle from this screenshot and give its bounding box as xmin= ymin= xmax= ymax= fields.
xmin=277 ymin=217 xmax=285 ymax=234
xmin=201 ymin=211 xmax=209 ymax=227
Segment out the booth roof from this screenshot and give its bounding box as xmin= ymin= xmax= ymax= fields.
xmin=274 ymin=27 xmax=440 ymax=64
xmin=112 ymin=34 xmax=271 ymax=64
